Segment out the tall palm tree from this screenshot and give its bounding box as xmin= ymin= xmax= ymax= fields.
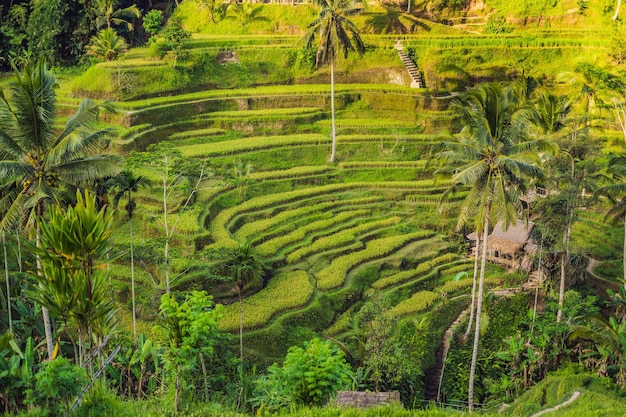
xmin=0 ymin=61 xmax=121 ymax=359
xmin=599 ymin=156 xmax=626 ymax=287
xmin=301 ymin=0 xmax=365 ymax=163
xmin=110 ymin=170 xmax=147 ymax=344
xmin=225 ymin=241 xmax=265 ymax=364
xmin=527 ymin=90 xmax=575 ymax=323
xmin=433 ymin=82 xmax=551 ymax=411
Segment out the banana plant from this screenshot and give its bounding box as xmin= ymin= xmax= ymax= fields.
xmin=0 ymin=334 xmax=35 ymax=413
xmin=107 ymin=334 xmax=161 ymax=399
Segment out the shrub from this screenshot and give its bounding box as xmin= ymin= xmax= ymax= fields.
xmin=27 ymin=357 xmax=88 ymax=416
xmin=252 ymin=338 xmax=353 ymax=411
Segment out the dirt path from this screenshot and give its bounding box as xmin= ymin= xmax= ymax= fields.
xmin=529 ymin=391 xmax=581 ymax=417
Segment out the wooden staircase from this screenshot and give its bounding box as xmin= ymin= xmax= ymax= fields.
xmin=394 ymin=41 xmax=425 ymax=89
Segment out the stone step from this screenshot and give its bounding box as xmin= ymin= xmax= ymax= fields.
xmin=395 ymin=42 xmax=426 ymax=89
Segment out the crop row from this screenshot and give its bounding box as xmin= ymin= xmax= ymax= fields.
xmin=169 ymin=128 xmax=226 ymax=140
xmin=405 ymin=192 xmax=467 ymax=203
xmin=409 ymin=36 xmax=608 ymax=49
xmin=234 ymin=197 xmax=380 ymax=241
xmin=440 ymin=262 xmax=474 ymax=275
xmin=197 ymin=107 xmax=323 ymax=119
xmin=315 ymin=119 xmax=417 ymax=128
xmin=178 ymin=134 xmax=329 ymax=157
xmin=286 ymin=216 xmax=402 ymax=263
xmin=255 ymin=209 xmax=371 ymax=257
xmin=248 ymin=166 xmax=336 ymax=181
xmin=339 ymin=161 xmax=426 ymax=169
xmin=337 ymin=134 xmax=435 ymax=143
xmin=386 ymin=291 xmax=439 ymax=318
xmin=177 ymin=133 xmax=438 ymax=158
xmin=119 ymin=84 xmax=421 ymax=111
xmin=372 ymin=252 xmax=460 ymax=289
xmin=218 ymin=270 xmax=314 ymax=331
xmin=208 ymin=181 xmax=441 ymax=248
xmin=435 ymin=276 xmax=501 ymax=295
xmin=315 ymin=230 xmax=436 ymax=290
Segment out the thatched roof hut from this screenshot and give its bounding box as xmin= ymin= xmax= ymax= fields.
xmin=466 ymin=220 xmax=534 ymax=267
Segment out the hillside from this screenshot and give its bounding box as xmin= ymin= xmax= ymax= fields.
xmin=1 ymin=0 xmax=626 ymax=415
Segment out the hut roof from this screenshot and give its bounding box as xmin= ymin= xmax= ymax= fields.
xmin=489 ymin=220 xmax=534 ymax=254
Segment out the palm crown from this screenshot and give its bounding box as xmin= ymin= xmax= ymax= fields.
xmin=0 ymin=61 xmax=121 ymax=232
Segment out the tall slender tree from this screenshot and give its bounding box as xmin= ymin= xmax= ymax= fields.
xmin=433 ymin=82 xmax=551 ymax=410
xmin=110 ymin=169 xmax=147 ymax=343
xmin=527 ymin=90 xmax=576 ymax=323
xmin=301 ymin=0 xmax=364 ymax=163
xmin=0 ymin=61 xmax=121 ymax=359
xmin=599 ymin=156 xmax=626 ymax=287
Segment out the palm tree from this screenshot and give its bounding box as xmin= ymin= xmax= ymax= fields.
xmin=598 ymin=156 xmax=626 ymax=287
xmin=0 ymin=61 xmax=121 ymax=359
xmin=570 ymin=314 xmax=626 ymax=386
xmin=110 ymin=169 xmax=147 ymax=344
xmin=301 ymin=0 xmax=365 ymax=163
xmin=527 ymin=90 xmax=575 ymax=323
xmin=94 ymin=0 xmax=141 ymax=31
xmin=2 ymin=231 xmax=11 ymax=334
xmin=86 ymin=28 xmax=129 ymax=62
xmin=433 ymin=82 xmax=551 ymax=411
xmin=225 ymin=241 xmax=265 ymax=364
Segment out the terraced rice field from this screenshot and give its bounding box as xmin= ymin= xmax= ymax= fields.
xmin=90 ymin=28 xmax=606 ymax=359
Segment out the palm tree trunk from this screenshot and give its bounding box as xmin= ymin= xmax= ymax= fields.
xmin=239 ymin=290 xmax=244 ymax=364
xmin=3 ymin=232 xmax=12 ymax=333
xmin=468 ymin=203 xmax=490 ymax=412
xmin=557 ymin=207 xmax=573 ymax=323
xmin=530 ymin=239 xmax=543 ymax=340
xmin=130 ymin=214 xmax=137 ymax=343
xmin=407 ymin=0 xmax=411 ymax=13
xmin=15 ymin=230 xmax=22 ymax=272
xmin=465 ymin=235 xmax=479 ymax=339
xmin=623 ymin=215 xmax=626 ymax=289
xmin=174 ymin=372 xmax=181 ymax=413
xmin=36 ymin=231 xmax=55 ymax=360
xmin=614 ymin=0 xmax=622 ymax=20
xmin=163 ymin=171 xmax=171 ymax=294
xmin=329 ymin=59 xmax=337 ymax=163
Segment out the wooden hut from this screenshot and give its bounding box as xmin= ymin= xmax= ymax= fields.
xmin=467 ymin=220 xmax=534 ymax=269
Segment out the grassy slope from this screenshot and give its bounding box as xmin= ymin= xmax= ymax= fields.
xmin=8 ymin=0 xmax=625 ymax=409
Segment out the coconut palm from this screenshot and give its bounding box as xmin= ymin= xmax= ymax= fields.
xmin=599 ymin=156 xmax=626 ymax=287
xmin=86 ymin=28 xmax=129 ymax=62
xmin=94 ymin=0 xmax=141 ymax=31
xmin=0 ymin=61 xmax=121 ymax=359
xmin=301 ymin=0 xmax=365 ymax=163
xmin=527 ymin=90 xmax=576 ymax=323
xmin=433 ymin=82 xmax=551 ymax=411
xmin=109 ymin=169 xmax=147 ymax=343
xmin=212 ymin=242 xmax=265 ymax=363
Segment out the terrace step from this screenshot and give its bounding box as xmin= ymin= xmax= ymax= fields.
xmin=394 ymin=41 xmax=425 ymax=89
